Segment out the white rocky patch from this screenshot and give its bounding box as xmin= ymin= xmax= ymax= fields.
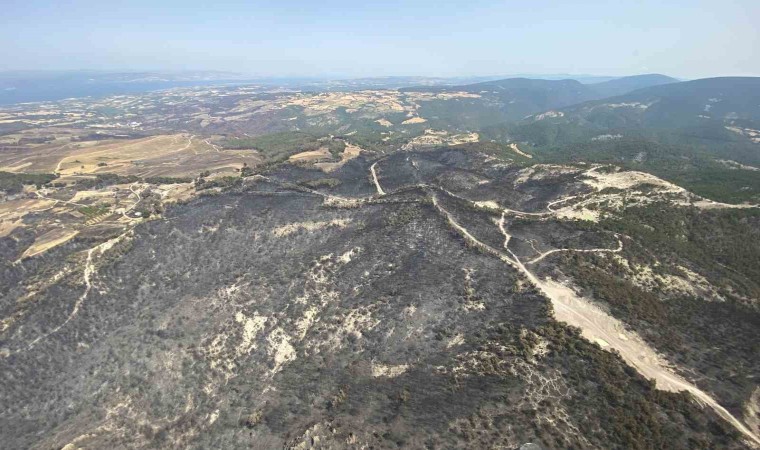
xmin=725 ymin=126 xmax=760 ymax=143
xmin=338 ymin=246 xmax=362 ymax=264
xmin=591 ymin=134 xmax=622 ymax=141
xmin=513 ymin=165 xmax=582 ymax=185
xmin=272 ymin=218 xmax=352 ymax=237
xmin=446 ymin=334 xmax=465 ymax=348
xmin=509 ymin=142 xmax=533 ymax=158
xmin=582 ymin=167 xmax=686 ymax=193
xmin=533 ymin=110 xmax=564 ymax=120
xmin=236 ymin=311 xmax=267 ymax=354
xmin=474 ymin=200 xmax=500 ymax=209
xmin=267 ymin=327 xmax=296 ymax=375
xmin=371 ymin=363 xmax=409 ymax=378
xmin=717 ymin=159 xmax=760 ymax=171
xmin=611 ymin=254 xmax=722 ymax=300
xmin=605 ymin=102 xmax=650 ymax=109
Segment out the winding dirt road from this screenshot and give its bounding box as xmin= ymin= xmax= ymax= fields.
xmin=121 ymin=183 xmax=143 ymax=218
xmin=370 ymin=161 xmax=386 ymax=196
xmin=204 ymin=139 xmax=221 ymax=153
xmin=411 ymin=163 xmax=760 ymax=447
xmin=535 ymin=275 xmax=760 ymax=447
xmin=220 ymin=158 xmax=760 ymax=447
xmin=526 ymin=235 xmax=623 ymax=265
xmin=9 ymin=155 xmax=757 ymax=445
xmin=15 ymin=231 xmax=132 ymax=355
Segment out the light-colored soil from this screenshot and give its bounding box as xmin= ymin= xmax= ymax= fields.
xmin=0 ymin=134 xmax=261 ymax=178
xmin=20 ymin=230 xmax=133 ymax=354
xmin=526 ymin=236 xmax=622 ymax=265
xmin=582 ymin=167 xmax=685 ymax=192
xmin=402 ymin=130 xmax=479 ymax=150
xmin=537 ymin=278 xmax=759 ymax=447
xmin=370 ymin=161 xmax=386 ymax=195
xmin=271 ymin=218 xmax=352 ymax=237
xmin=610 ymin=255 xmax=720 ymax=299
xmin=474 ymin=200 xmax=501 ymax=209
xmin=314 ymin=143 xmax=363 ymax=172
xmin=553 ymin=206 xmax=600 ymax=222
xmin=55 ymin=135 xmax=193 ymax=175
xmin=70 ymin=190 xmax=117 ymax=203
xmin=717 ymin=159 xmax=760 ymax=171
xmin=513 ymin=165 xmax=582 ymax=185
xmin=235 ymin=90 xmax=481 ymax=120
xmin=155 ymin=182 xmax=197 ymax=204
xmin=746 ymin=387 xmax=760 ymax=438
xmin=371 ymin=363 xmax=409 ymax=378
xmin=533 ymin=110 xmax=564 ymax=120
xmin=0 ymin=198 xmax=57 ymax=236
xmin=416 ymin=157 xmax=760 ymax=446
xmin=288 ymin=147 xmax=332 ymax=162
xmin=20 ymin=228 xmax=79 ymax=259
xmin=509 ymin=143 xmax=533 ymax=159
xmin=726 ymin=126 xmax=760 ymax=144
xmin=691 ymin=199 xmax=759 ymax=209
xmin=401 ymin=116 xmax=427 ymax=125
xmin=583 ymin=166 xmax=759 ymax=209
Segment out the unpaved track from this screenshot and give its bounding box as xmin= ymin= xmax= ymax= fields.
xmin=52 ymin=143 xmax=75 ymax=173
xmin=183 ymin=135 xmax=196 ymax=154
xmin=12 ymin=231 xmax=132 ymax=355
xmin=35 ymin=190 xmax=87 ymax=208
xmin=426 ymin=173 xmax=760 ymax=446
xmin=536 ymin=278 xmax=760 ymax=447
xmin=204 ymin=139 xmax=221 ymax=153
xmin=6 ymin=158 xmax=756 ymax=445
xmin=206 ymin=160 xmax=760 ymax=446
xmin=251 ymin=163 xmax=760 ymax=445
xmin=526 ymin=235 xmax=623 ymax=265
xmin=370 ymin=161 xmax=386 ymax=195
xmin=121 ymin=183 xmax=143 ymax=218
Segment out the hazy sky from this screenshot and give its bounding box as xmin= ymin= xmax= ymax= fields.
xmin=2 ymin=0 xmax=758 ymax=78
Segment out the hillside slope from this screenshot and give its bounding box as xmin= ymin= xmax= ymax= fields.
xmin=2 ymin=149 xmax=758 ymax=449
xmin=586 ymin=74 xmax=678 ymax=98
xmin=486 ymin=77 xmax=760 ymax=203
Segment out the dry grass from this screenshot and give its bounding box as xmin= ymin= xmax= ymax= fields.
xmin=21 ymin=228 xmax=79 ymax=259
xmin=401 ymin=116 xmax=427 ymax=125
xmin=272 ymin=219 xmax=352 ymax=237
xmin=0 ymin=134 xmax=261 ymax=178
xmin=0 ymin=198 xmax=57 ymax=236
xmin=314 ymin=143 xmax=363 ymax=172
xmin=509 ymin=143 xmax=533 ymax=159
xmin=288 ymin=147 xmax=331 ymax=163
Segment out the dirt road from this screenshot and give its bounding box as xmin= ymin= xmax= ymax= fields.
xmin=538 ymin=278 xmax=760 ymax=447
xmin=425 ymin=173 xmax=760 ymax=447
xmin=14 ymin=231 xmax=132 ymax=355
xmin=370 ymin=161 xmax=386 ymax=196
xmin=526 ymin=235 xmax=623 ymax=265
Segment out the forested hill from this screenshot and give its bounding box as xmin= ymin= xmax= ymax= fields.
xmin=585 ymin=73 xmax=678 ymax=98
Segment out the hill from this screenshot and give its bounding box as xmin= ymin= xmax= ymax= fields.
xmin=2 ymin=149 xmax=758 ymax=448
xmin=401 ymin=78 xmax=598 ymax=124
xmin=586 ymin=73 xmax=678 ymax=98
xmin=561 ymin=76 xmax=760 ymax=128
xmin=486 ymin=77 xmax=760 ymax=203
xmin=2 ymin=78 xmax=760 ymax=449
xmin=403 ymin=75 xmax=680 ymax=125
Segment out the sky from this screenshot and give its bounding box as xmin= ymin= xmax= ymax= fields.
xmin=1 ymin=0 xmax=758 ymax=79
